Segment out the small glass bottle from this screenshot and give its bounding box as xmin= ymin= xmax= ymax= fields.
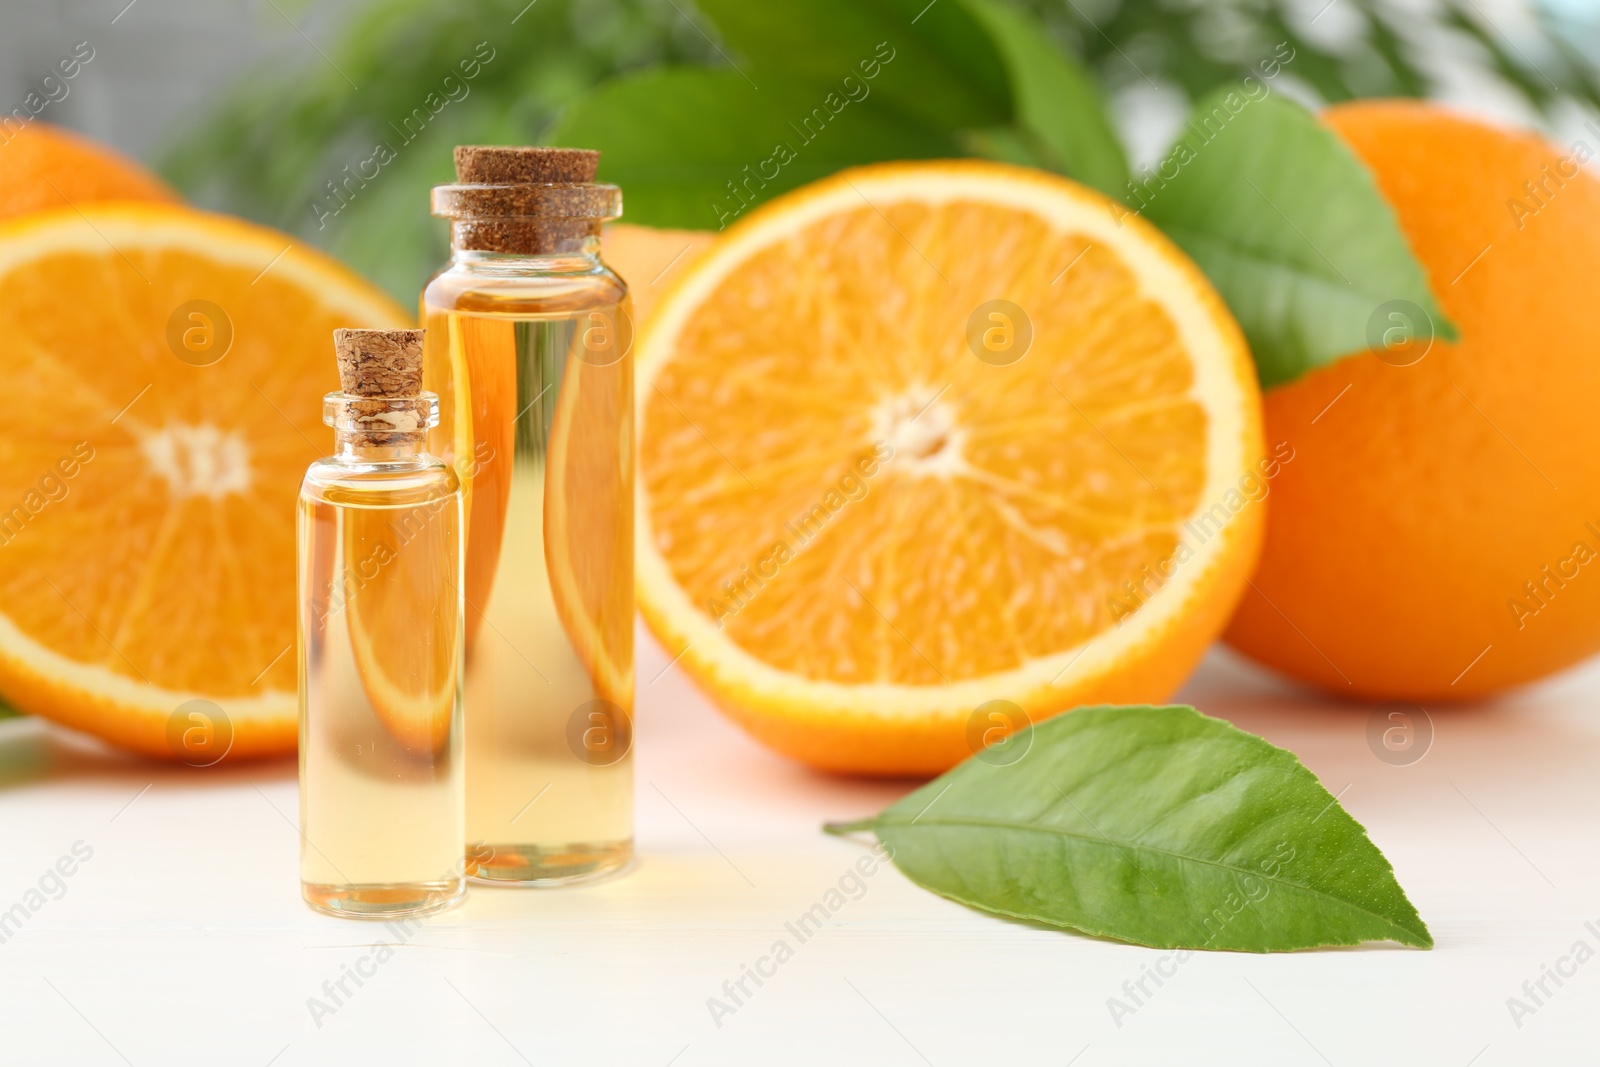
xmin=423 ymin=146 xmax=634 ymax=885
xmin=297 ymin=328 xmax=467 ymax=918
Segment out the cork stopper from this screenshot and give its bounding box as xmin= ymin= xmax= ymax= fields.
xmin=435 ymin=144 xmax=620 ymax=255
xmin=333 ymin=328 xmax=423 ymax=398
xmin=453 ymin=146 xmax=598 ymax=184
xmin=328 ymin=329 xmax=434 ymax=449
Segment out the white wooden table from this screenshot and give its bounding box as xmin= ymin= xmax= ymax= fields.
xmin=0 ymin=630 xmax=1595 ymax=1066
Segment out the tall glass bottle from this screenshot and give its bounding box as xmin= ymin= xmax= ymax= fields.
xmin=423 ymin=146 xmax=634 ymax=885
xmin=298 ymin=328 xmax=466 ymax=917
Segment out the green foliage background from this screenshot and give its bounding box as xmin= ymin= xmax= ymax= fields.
xmin=162 ymin=0 xmax=1600 ymax=306
xmin=164 ymin=0 xmax=721 ymax=301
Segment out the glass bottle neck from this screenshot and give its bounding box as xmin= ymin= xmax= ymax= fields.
xmin=330 ymin=431 xmax=427 ymax=464
xmin=322 ymin=392 xmax=439 ymax=465
xmin=447 ymin=225 xmax=603 ymax=267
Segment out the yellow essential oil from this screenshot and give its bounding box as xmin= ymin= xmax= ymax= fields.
xmin=423 ymin=146 xmax=634 ymax=885
xmin=297 ymin=329 xmax=466 ymax=917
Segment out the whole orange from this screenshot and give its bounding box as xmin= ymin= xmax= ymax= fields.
xmin=1224 ymin=100 xmax=1600 ymax=700
xmin=0 ymin=121 xmax=176 ymax=221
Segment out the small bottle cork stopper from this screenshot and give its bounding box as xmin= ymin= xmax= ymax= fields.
xmin=454 ymin=146 xmax=598 ymax=185
xmin=333 ymin=328 xmax=424 ymax=398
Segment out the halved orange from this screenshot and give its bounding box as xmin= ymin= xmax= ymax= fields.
xmin=601 ymin=224 xmax=713 ymax=326
xmin=0 ymin=121 xmax=177 ymax=224
xmin=636 ymin=161 xmax=1266 ymax=775
xmin=0 ymin=204 xmax=410 ymax=759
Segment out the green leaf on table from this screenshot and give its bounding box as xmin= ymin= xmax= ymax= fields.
xmin=960 ymin=0 xmax=1128 ymax=196
xmin=548 ymin=67 xmax=960 ymax=230
xmin=690 ymin=0 xmax=1011 ymax=132
xmin=1139 ymin=90 xmax=1456 ymax=388
xmin=827 ymin=705 xmax=1431 ymax=952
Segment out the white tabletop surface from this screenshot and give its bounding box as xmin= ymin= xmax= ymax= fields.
xmin=0 ymin=627 xmax=1596 ymax=1066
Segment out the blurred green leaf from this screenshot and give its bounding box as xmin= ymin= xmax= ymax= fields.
xmin=964 ymin=0 xmax=1128 ymax=196
xmin=559 ymin=0 xmax=1130 ymax=226
xmin=692 ymin=0 xmax=1012 ymax=130
xmin=550 ymin=67 xmax=962 ymax=229
xmin=1142 ymin=89 xmax=1455 ymax=388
